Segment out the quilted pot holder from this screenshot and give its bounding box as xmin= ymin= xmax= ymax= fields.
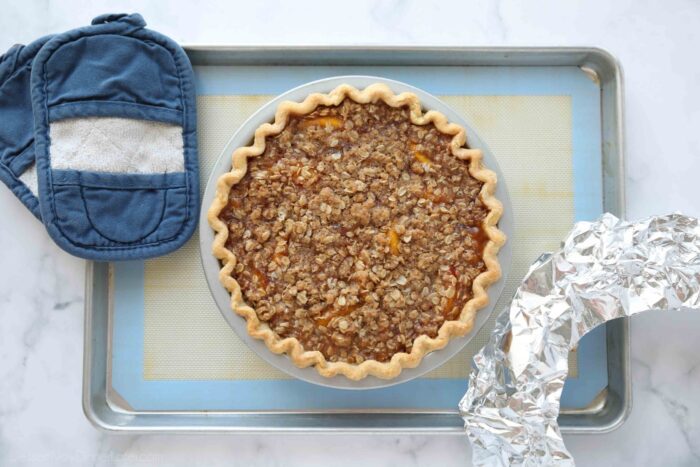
xmin=0 ymin=35 xmax=53 ymax=219
xmin=31 ymin=13 xmax=198 ymax=260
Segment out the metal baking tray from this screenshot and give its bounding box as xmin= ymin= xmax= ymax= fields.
xmin=82 ymin=46 xmax=628 ymax=434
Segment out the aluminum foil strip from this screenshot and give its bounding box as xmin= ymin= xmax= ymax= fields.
xmin=459 ymin=213 xmax=700 ymax=466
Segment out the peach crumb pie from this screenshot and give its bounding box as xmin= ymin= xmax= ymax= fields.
xmin=208 ymin=83 xmax=505 ymax=380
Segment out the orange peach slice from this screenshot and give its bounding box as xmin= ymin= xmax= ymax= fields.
xmin=388 ymin=229 xmax=401 ymax=255
xmin=414 ymin=151 xmax=432 ymax=164
xmin=299 ymin=116 xmax=343 ymax=129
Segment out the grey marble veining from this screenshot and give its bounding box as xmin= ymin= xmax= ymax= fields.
xmin=2 ymin=0 xmax=700 ymax=465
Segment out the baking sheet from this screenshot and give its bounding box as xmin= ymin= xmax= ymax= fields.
xmin=110 ymin=64 xmax=607 ymax=411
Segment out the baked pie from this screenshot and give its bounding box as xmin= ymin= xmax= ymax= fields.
xmin=209 ymin=83 xmax=505 ymax=380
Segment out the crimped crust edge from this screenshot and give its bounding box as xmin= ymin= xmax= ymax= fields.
xmin=208 ymin=83 xmax=506 ymax=380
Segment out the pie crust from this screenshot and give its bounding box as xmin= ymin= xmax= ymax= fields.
xmin=208 ymin=83 xmax=505 ymax=380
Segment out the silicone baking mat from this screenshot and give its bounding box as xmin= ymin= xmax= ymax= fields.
xmin=111 ymin=65 xmax=606 ymax=411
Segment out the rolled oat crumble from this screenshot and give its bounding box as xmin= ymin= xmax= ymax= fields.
xmin=220 ymin=99 xmax=489 ymax=364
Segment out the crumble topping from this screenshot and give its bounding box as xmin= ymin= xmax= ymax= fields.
xmin=220 ymin=99 xmax=489 ymax=363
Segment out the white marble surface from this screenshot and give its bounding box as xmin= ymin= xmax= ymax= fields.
xmin=2 ymin=1 xmax=700 ymax=465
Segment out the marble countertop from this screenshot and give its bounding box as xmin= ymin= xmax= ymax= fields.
xmin=2 ymin=1 xmax=699 ymax=465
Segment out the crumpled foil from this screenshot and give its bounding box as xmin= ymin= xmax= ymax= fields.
xmin=459 ymin=213 xmax=700 ymax=466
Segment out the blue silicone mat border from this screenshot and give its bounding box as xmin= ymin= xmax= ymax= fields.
xmin=112 ymin=65 xmax=606 ymax=411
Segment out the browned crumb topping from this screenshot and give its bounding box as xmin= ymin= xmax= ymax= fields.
xmin=220 ymin=99 xmax=489 ymax=363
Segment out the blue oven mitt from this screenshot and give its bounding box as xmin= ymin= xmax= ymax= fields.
xmin=30 ymin=13 xmax=198 ymax=260
xmin=0 ymin=35 xmax=53 ymax=219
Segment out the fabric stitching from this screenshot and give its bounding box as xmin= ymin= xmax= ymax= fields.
xmin=52 ymin=182 xmax=186 ymax=189
xmin=68 ymin=121 xmax=100 ymax=164
xmin=50 ymin=169 xmax=186 ymax=184
xmin=48 ymin=100 xmax=183 ymax=119
xmin=81 ymin=119 xmax=129 ymax=158
xmin=78 ymin=184 xmax=168 ymax=245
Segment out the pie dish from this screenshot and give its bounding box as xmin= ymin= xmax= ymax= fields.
xmin=208 ymin=83 xmax=506 ymax=380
